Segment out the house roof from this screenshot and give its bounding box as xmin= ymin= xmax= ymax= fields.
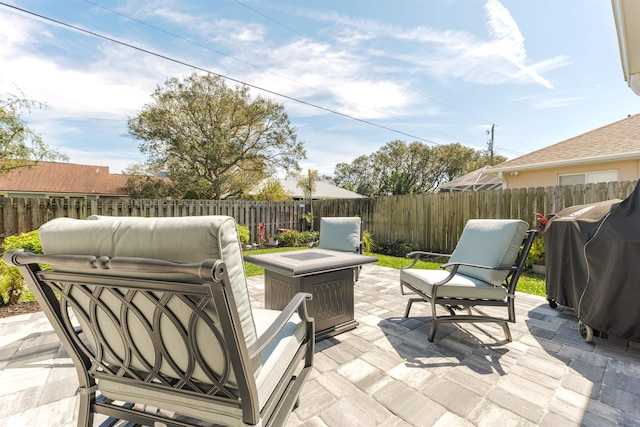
xmin=0 ymin=161 xmax=130 ymax=197
xmin=438 ymin=166 xmax=503 ymax=192
xmin=256 ymin=179 xmax=366 ymax=199
xmin=490 ymin=113 xmax=640 ymax=173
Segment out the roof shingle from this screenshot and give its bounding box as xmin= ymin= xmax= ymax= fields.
xmin=493 ymin=113 xmax=640 ymax=170
xmin=0 ymin=161 xmax=129 ymax=197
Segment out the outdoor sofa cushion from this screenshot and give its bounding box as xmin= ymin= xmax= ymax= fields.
xmin=318 ymin=217 xmax=362 ymax=253
xmin=449 ymin=219 xmax=528 ymax=286
xmin=400 ymin=219 xmax=527 ymax=301
xmin=400 ymin=269 xmax=508 ymax=300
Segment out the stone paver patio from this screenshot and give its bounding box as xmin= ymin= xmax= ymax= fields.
xmin=1 ymin=264 xmax=639 ymax=426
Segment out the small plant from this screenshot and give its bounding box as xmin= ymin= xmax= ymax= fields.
xmin=526 ymin=236 xmax=545 ymax=268
xmin=266 ymin=234 xmax=279 ymax=246
xmin=237 ymin=225 xmax=250 ymax=247
xmin=374 ymin=239 xmax=419 ymax=257
xmin=525 ymin=212 xmax=547 ymax=268
xmin=362 ymin=230 xmax=375 ymax=253
xmin=277 ymin=230 xmax=305 ymax=247
xmin=301 ymin=231 xmax=319 ymax=244
xmin=2 ymin=230 xmax=43 ymax=254
xmin=301 ymin=212 xmax=315 ymax=231
xmin=276 ymin=230 xmax=318 ymax=247
xmin=0 ymin=230 xmax=43 ymax=305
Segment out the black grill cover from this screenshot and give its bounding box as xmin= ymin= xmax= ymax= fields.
xmin=545 ymin=182 xmax=640 ymax=340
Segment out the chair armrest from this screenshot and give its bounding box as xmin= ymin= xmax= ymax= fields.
xmin=440 ymin=261 xmax=515 ymax=271
xmin=402 ymin=251 xmax=451 ymax=269
xmin=248 ymin=292 xmax=313 ymax=359
xmin=431 ymin=262 xmax=515 ymax=288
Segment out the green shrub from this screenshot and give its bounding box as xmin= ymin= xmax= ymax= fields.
xmin=2 ymin=230 xmax=43 ymax=253
xmin=362 ymin=230 xmax=375 ymax=253
xmin=276 ymin=230 xmax=318 ymax=247
xmin=237 ymin=225 xmax=250 ymax=247
xmin=277 ymin=230 xmax=305 ymax=247
xmin=525 ymin=236 xmax=545 ymax=268
xmin=0 ymin=230 xmax=42 ymax=305
xmin=374 ymin=239 xmax=419 ymax=257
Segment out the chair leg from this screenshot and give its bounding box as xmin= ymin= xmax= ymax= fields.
xmin=76 ymin=391 xmax=93 ymax=427
xmin=500 ymin=322 xmax=512 ymax=342
xmin=400 ymin=282 xmax=409 ymax=295
xmin=404 ymin=298 xmax=422 ymax=317
xmin=428 ymin=320 xmax=439 ymax=342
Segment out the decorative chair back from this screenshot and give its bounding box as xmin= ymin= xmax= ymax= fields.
xmin=6 ymin=215 xmax=313 ymax=426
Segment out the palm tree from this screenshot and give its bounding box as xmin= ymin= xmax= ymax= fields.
xmin=297 ymin=169 xmax=318 ymax=230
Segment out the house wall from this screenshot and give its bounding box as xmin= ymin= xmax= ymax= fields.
xmin=500 ymin=159 xmax=640 ymax=188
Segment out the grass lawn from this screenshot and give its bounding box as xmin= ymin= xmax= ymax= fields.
xmin=243 ymin=247 xmax=547 ymax=298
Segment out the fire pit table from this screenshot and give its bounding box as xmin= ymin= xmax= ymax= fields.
xmin=244 ymin=248 xmax=378 ymax=340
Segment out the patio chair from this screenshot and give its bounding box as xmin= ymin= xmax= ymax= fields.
xmin=312 ymin=216 xmax=364 ymax=280
xmin=400 ymin=219 xmax=537 ymax=342
xmin=4 ymin=215 xmax=314 ymax=427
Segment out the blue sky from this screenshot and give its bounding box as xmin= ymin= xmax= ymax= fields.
xmin=0 ymin=0 xmax=638 ymax=176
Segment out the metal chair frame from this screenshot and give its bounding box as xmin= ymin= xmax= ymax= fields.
xmin=5 ymin=250 xmax=314 ymax=427
xmin=400 ymin=229 xmax=537 ymax=342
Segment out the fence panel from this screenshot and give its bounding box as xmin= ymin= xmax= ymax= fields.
xmin=0 ymin=181 xmax=637 ymax=252
xmin=314 ymin=181 xmax=638 ymax=253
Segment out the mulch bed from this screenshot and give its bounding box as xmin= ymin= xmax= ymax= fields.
xmin=0 ymin=301 xmax=41 ymax=318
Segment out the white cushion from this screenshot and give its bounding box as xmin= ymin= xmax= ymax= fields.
xmin=253 ymin=309 xmax=307 ymax=405
xmin=400 ymin=268 xmax=508 ymax=300
xmin=449 ymin=219 xmax=528 ymax=286
xmin=318 ymin=217 xmax=361 ymax=253
xmin=38 ymin=215 xmax=257 ymax=346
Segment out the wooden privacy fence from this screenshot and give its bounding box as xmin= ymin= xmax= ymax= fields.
xmin=0 ymin=198 xmax=307 ymax=244
xmin=0 ymin=180 xmax=637 ymax=253
xmin=314 ymin=180 xmax=638 ymax=252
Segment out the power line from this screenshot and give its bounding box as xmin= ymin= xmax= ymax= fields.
xmin=82 ymin=0 xmax=463 ymax=145
xmin=0 ymin=1 xmax=444 ymax=146
xmin=87 ymin=0 xmax=521 ymax=154
xmin=233 ymin=0 xmax=303 ymax=37
xmin=232 ymin=0 xmax=498 ymax=144
xmin=237 ymin=2 xmax=534 ymax=159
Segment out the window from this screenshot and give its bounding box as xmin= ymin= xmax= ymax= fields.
xmin=558 ymin=170 xmax=618 ymax=186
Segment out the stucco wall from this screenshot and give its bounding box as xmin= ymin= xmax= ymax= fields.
xmin=497 ymin=159 xmax=640 ymax=188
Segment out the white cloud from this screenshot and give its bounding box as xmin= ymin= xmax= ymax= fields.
xmin=484 ymin=0 xmax=556 ymax=89
xmin=512 ymin=93 xmax=586 ymax=109
xmin=0 ymin=10 xmax=189 ymax=119
xmin=240 ymin=38 xmax=412 ymax=119
xmin=292 ymin=1 xmax=567 ymax=90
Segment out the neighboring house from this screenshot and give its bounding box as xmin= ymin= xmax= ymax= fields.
xmin=0 ymin=161 xmax=130 ymax=199
xmin=438 ymin=166 xmax=502 ymax=192
xmin=253 ymin=179 xmax=366 ymax=199
xmin=487 ymin=114 xmax=640 ymax=189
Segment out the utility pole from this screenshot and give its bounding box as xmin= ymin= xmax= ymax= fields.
xmin=487 ymin=124 xmax=495 ymax=166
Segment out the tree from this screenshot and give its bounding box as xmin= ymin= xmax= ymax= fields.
xmin=333 ymin=141 xmax=502 ymax=196
xmin=0 ymin=92 xmax=68 ymax=174
xmin=297 ymin=169 xmax=318 ymax=230
xmin=128 ymin=73 xmax=306 ymax=199
xmin=123 ymin=162 xmax=177 ymax=199
xmin=244 ymin=178 xmax=292 ymax=201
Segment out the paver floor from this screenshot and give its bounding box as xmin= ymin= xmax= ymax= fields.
xmin=1 ymin=264 xmax=639 ymax=426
